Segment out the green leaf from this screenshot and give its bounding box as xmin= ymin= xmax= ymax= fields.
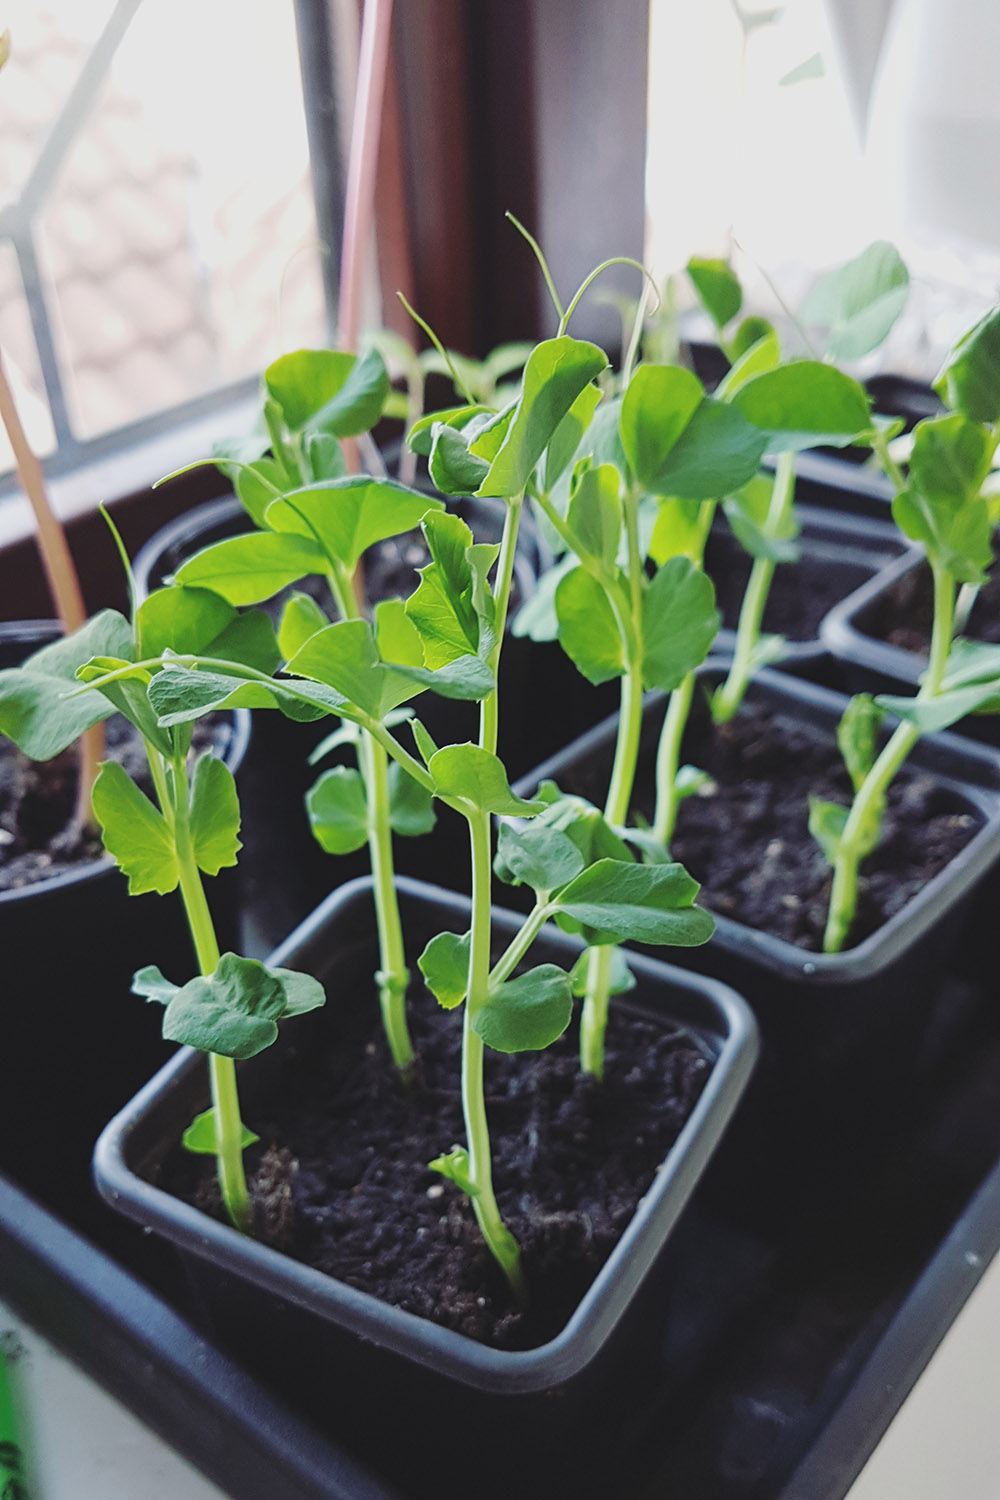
xmin=137 ymin=586 xmax=235 ymax=660
xmin=154 ymin=952 xmax=323 ymax=1060
xmin=568 ymin=946 xmax=634 ymax=998
xmin=934 ymin=306 xmax=1000 ymax=424
xmin=0 ymin=610 xmax=131 ymax=760
xmin=808 ymin=796 xmax=848 ymax=865
xmin=876 ymin=683 xmax=1000 ymax=734
xmin=722 ymin=471 xmax=801 ymax=562
xmin=264 ymin=347 xmax=389 ymax=437
xmin=892 ymin=414 xmax=994 ymax=583
xmin=428 ymin=1146 xmax=478 ymax=1197
xmin=728 ymin=316 xmax=778 ymax=364
xmin=802 ymin=242 xmax=910 ymax=360
xmin=530 ymin=782 xmax=632 ymax=866
xmin=266 ymin=476 xmax=442 ymax=572
xmin=278 ymin=591 xmax=330 ymax=661
xmin=132 ymin=965 xmax=180 ymax=1005
xmin=418 ymin=929 xmax=471 ymax=1009
xmin=76 ymin=657 xmax=173 ymax=759
xmin=714 ymin=329 xmax=781 ymax=399
xmin=304 ymin=431 xmax=348 ymax=483
xmin=174 ymin=531 xmax=326 ymax=605
xmin=642 ymin=557 xmax=720 ymax=692
xmin=510 ymin=553 xmax=574 ymax=643
xmin=410 ymin=717 xmax=439 ymax=766
xmin=388 ymin=762 xmax=436 ymax=837
xmin=233 ymin=456 xmax=289 ymax=527
xmin=621 ymin=365 xmax=767 ymax=497
xmin=493 ymin=819 xmax=584 ymax=893
xmin=306 ymin=767 xmax=369 ymax=854
xmin=405 ymin=510 xmax=498 ymax=668
xmin=475 ymin=964 xmax=573 ymax=1053
xmin=189 ymin=754 xmax=242 ymax=875
xmin=182 ymin=1107 xmax=259 ymax=1155
xmin=552 ymin=858 xmax=715 ymax=946
xmin=648 ymin=499 xmax=704 ymax=566
xmin=732 ymin=362 xmax=872 ymax=453
xmin=429 ymin=423 xmax=491 ymax=496
xmin=92 ymin=760 xmax=179 ymax=895
xmin=428 ymin=743 xmax=543 ymax=814
xmin=837 ymin=694 xmax=883 ymax=794
xmin=555 ymin=566 xmax=625 ymax=684
xmin=687 ymin=257 xmax=742 ymax=330
xmin=149 ymin=664 xmax=343 ymax=727
xmin=407 ymin=404 xmax=490 ymax=458
xmin=475 ymin=337 xmax=609 ymax=498
xmin=540 ymin=381 xmax=603 ymax=493
xmin=204 ymin=608 xmax=281 ymax=675
xmin=566 ymin=462 xmax=622 ymax=566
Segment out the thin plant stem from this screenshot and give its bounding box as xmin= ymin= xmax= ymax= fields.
xmin=580 ymin=485 xmax=645 ymax=1078
xmin=480 ymin=495 xmax=523 ymax=755
xmin=652 ymin=670 xmax=696 ymax=847
xmin=327 ymin=563 xmax=413 ymax=1071
xmin=0 ymin=348 xmax=101 ymax=829
xmin=823 ymin=560 xmax=955 ymax=953
xmin=712 ymin=450 xmax=796 ymax=724
xmin=169 ymin=750 xmax=251 ymax=1232
xmin=462 ymin=806 xmax=525 ymax=1303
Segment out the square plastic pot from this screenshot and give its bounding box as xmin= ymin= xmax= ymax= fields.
xmin=93 ymin=875 xmax=757 ymax=1498
xmin=0 ymin=619 xmax=250 ymax=1247
xmin=511 ymin=665 xmax=1000 ymax=1220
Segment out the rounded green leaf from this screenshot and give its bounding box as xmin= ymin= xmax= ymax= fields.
xmin=174 ymin=531 xmax=326 ymax=605
xmin=641 ymin=556 xmax=720 ymax=692
xmin=428 ymin=744 xmax=543 ymax=814
xmin=418 ymin=929 xmax=471 ymax=1009
xmin=732 ymin=362 xmax=872 ymax=453
xmin=935 ymin=307 xmax=1000 ymax=424
xmin=475 ymin=964 xmax=573 ymax=1053
xmin=493 ymin=820 xmax=584 ymax=893
xmin=687 ymin=256 xmax=742 ymax=330
xmin=306 ymin=766 xmax=369 ymax=855
xmin=555 ymin=566 xmax=625 ymax=685
xmin=553 ymin=858 xmax=715 ymax=946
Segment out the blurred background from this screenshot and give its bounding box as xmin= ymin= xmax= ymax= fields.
xmin=1 ymin=0 xmax=997 ymax=520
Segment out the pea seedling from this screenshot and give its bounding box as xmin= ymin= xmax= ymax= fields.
xmin=813 ymin=305 xmax=1000 ymax=952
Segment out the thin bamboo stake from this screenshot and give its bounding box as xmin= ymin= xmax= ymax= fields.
xmin=0 ymin=349 xmax=102 ymax=830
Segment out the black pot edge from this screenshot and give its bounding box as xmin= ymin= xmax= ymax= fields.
xmin=94 ymin=874 xmax=759 ymax=1398
xmin=0 ymin=1172 xmax=401 ymax=1500
xmin=777 ymin=1154 xmax=1000 ymax=1500
xmin=511 ymin=663 xmax=1000 ymax=987
xmin=820 ymin=548 xmax=935 ymax=688
xmin=0 ymin=618 xmax=251 ymax=906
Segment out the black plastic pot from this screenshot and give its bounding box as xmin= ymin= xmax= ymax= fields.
xmin=135 ymin=495 xmax=547 ymax=950
xmin=511 ymin=664 xmax=1000 ymax=1219
xmin=0 ymin=620 xmax=250 ymax=1247
xmin=710 ymin=502 xmax=903 ymax=668
xmin=94 ymin=875 xmax=757 ymax=1499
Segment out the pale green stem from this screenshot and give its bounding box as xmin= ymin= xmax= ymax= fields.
xmin=580 ymin=486 xmax=645 ymax=1077
xmin=955 ymin=581 xmax=979 ymax=635
xmin=651 ymin=669 xmax=696 ymax=847
xmin=169 ymin=752 xmax=251 ymax=1233
xmin=823 ymin=560 xmax=955 ymax=954
xmin=462 ymin=808 xmax=525 ymax=1302
xmin=713 ymin=450 xmax=796 ymax=724
xmin=480 ymin=494 xmax=523 ymax=755
xmin=489 ymin=900 xmax=553 ymax=988
xmin=327 ymin=564 xmax=413 ymax=1071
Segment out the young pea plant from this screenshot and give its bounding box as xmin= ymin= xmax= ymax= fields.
xmin=689 ymin=243 xmax=912 ymax=732
xmin=133 ymin=327 xmax=718 ymax=1299
xmin=0 ymin=528 xmax=325 ymax=1232
xmin=161 ymin=346 xmax=446 ymax=1074
xmin=812 ymin=305 xmax=1000 ymax=954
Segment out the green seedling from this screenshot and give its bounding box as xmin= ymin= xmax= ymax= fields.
xmin=0 ymin=517 xmax=324 ymax=1231
xmin=159 ymin=346 xmax=448 ymax=1073
xmin=813 ymin=305 xmax=1000 ymax=952
xmin=699 ymin=242 xmax=911 ymax=729
xmin=125 ymin=295 xmax=716 ymax=1300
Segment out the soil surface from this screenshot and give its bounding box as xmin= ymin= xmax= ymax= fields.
xmin=0 ymin=716 xmax=228 ymax=892
xmin=860 ymin=557 xmax=1000 ymax=656
xmin=706 ymin=530 xmax=873 ymax=644
xmin=174 ymin=991 xmax=711 ymax=1350
xmin=562 ymin=698 xmax=979 ymax=952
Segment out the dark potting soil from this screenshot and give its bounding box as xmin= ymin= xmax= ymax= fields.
xmin=706 ymin=529 xmax=872 ymax=643
xmin=861 ymin=556 xmax=1000 ymax=656
xmin=669 ymin=702 xmax=978 ymax=950
xmin=173 ymin=992 xmax=711 ymax=1351
xmin=561 ymin=699 xmax=978 ymax=952
xmin=0 ymin=716 xmax=223 ymax=891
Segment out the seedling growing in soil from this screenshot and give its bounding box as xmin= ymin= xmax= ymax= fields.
xmin=814 ymin=305 xmax=1000 ymax=952
xmin=0 ymin=520 xmax=324 ymax=1230
xmin=134 ymin=301 xmax=717 ymax=1299
xmin=158 ymin=346 xmax=449 ymax=1072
